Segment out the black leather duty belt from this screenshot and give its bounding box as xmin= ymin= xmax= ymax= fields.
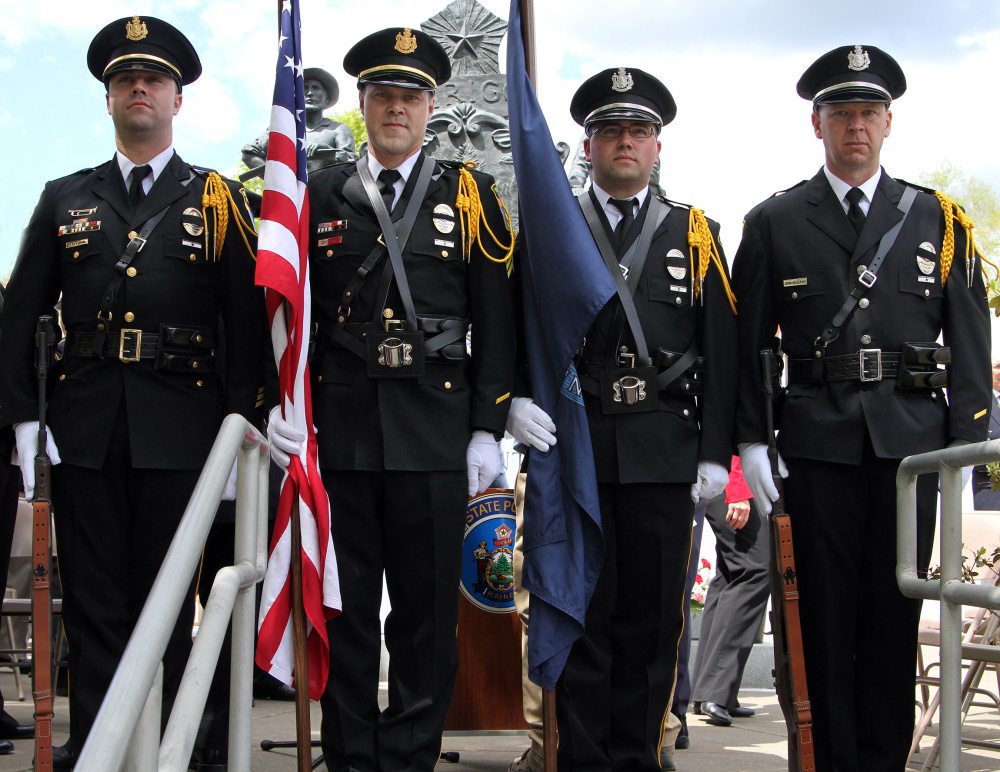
xmin=789 ymin=350 xmax=901 ymax=383
xmin=66 ymin=326 xmax=217 ymax=372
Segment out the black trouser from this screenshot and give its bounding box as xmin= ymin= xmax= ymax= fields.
xmin=319 ymin=469 xmax=466 ymax=772
xmin=556 ymin=482 xmax=693 ymax=772
xmin=0 ymin=437 xmax=21 ymax=725
xmin=691 ymin=494 xmax=770 ymax=707
xmin=784 ymin=436 xmax=936 ymax=772
xmin=51 ymin=401 xmax=200 ymax=753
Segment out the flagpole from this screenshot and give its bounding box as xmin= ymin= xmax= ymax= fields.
xmin=287 ymin=494 xmax=312 ymax=772
xmin=273 ymin=5 xmax=313 ymax=769
xmin=520 ymin=0 xmax=536 ymax=86
xmin=517 ymin=1 xmax=556 ymax=769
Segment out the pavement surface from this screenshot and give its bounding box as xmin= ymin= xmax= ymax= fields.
xmin=0 ymin=670 xmax=999 ymax=770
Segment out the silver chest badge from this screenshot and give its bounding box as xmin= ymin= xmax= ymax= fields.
xmin=182 ymin=207 xmax=205 ymax=236
xmin=847 ymin=45 xmax=870 ymax=71
xmin=917 ymin=241 xmax=937 ymax=275
xmin=668 ymin=265 xmax=687 ymax=280
xmin=611 ymin=67 xmax=633 ymax=93
xmin=433 ymin=203 xmax=455 ymax=234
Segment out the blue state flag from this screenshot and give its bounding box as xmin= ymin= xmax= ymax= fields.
xmin=507 ymin=0 xmax=616 ymax=691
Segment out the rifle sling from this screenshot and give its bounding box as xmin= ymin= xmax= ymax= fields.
xmin=771 ymin=512 xmax=816 ymax=771
xmin=32 ymin=499 xmax=53 ymax=769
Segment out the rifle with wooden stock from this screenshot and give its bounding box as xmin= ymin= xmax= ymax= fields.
xmin=32 ymin=315 xmax=58 ymax=772
xmin=761 ymin=347 xmax=815 ymax=772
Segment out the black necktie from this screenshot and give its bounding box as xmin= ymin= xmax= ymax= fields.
xmin=846 ymin=187 xmax=866 ymax=236
xmin=609 ymin=197 xmax=636 ymax=248
xmin=378 ymin=168 xmax=402 ymax=214
xmin=129 ymin=164 xmax=151 ymax=210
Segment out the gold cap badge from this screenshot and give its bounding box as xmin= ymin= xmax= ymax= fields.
xmin=126 ymin=15 xmax=148 ymax=42
xmin=847 ymin=45 xmax=870 ymax=72
xmin=611 ymin=67 xmax=633 ymax=93
xmin=395 ymin=28 xmax=418 ymax=55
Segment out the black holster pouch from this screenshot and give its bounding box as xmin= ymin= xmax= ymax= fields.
xmin=599 ymin=366 xmax=659 ymax=414
xmin=365 ymin=327 xmax=425 ymax=378
xmin=155 ymin=324 xmax=217 ymax=373
xmin=657 ymin=348 xmax=706 ymax=397
xmin=897 ymin=342 xmax=949 ymax=390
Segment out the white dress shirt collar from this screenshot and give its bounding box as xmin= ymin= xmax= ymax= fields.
xmin=117 ymin=146 xmax=176 ymax=195
xmin=824 ymin=165 xmax=882 ymax=216
xmin=365 ymin=151 xmax=421 ymax=210
xmin=591 ymin=182 xmax=649 ymax=229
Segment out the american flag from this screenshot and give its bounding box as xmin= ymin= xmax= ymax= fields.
xmin=254 ymin=0 xmax=341 ymax=701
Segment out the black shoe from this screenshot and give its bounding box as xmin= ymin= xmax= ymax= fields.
xmin=675 ymin=714 xmax=690 ymax=749
xmin=730 ymin=705 xmax=755 ymax=718
xmin=692 ymin=701 xmax=702 ymax=715
xmin=252 ymin=676 xmax=296 ymax=701
xmin=701 ymin=702 xmax=733 ymax=727
xmin=0 ymin=721 xmax=34 ymax=740
xmin=190 ymin=748 xmax=228 ymax=772
xmin=0 ymin=740 xmax=12 ymax=755
xmin=659 ymin=743 xmax=676 ymax=770
xmin=52 ymin=743 xmax=77 ymax=770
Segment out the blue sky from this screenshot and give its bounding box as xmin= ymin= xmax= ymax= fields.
xmin=3 ymin=0 xmax=1000 ymax=290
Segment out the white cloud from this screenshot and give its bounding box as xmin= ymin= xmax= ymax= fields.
xmin=2 ymin=0 xmax=1000 ymax=282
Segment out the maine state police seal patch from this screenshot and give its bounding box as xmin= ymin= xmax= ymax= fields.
xmin=461 ymin=489 xmax=517 ymax=613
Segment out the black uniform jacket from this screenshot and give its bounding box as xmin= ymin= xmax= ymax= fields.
xmin=0 ymin=152 xmax=266 ymax=470
xmin=733 ymin=167 xmax=991 ymax=464
xmin=582 ymin=194 xmax=738 ymax=485
xmin=308 ymin=154 xmax=516 ymax=472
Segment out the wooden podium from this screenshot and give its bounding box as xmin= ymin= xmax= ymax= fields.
xmin=444 ymin=489 xmax=529 ymax=731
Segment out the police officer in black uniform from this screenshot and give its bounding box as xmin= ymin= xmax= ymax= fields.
xmin=733 ymin=45 xmax=991 ymax=772
xmin=0 ymin=16 xmax=265 ymax=769
xmin=545 ymin=68 xmax=737 ymax=772
xmin=268 ymin=26 xmax=516 ymax=772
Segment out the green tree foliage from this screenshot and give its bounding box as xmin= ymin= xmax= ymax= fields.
xmin=920 ymin=161 xmax=1000 ymax=315
xmin=919 ymin=161 xmax=1000 ymax=258
xmin=331 ymin=107 xmax=367 ymax=148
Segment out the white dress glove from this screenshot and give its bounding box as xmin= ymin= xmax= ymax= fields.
xmin=690 ymin=459 xmax=730 ymax=504
xmin=13 ymin=421 xmax=61 ymax=502
xmin=738 ymin=442 xmax=788 ymax=516
xmin=506 ymin=397 xmax=557 ymax=452
xmin=467 ymin=430 xmax=502 ymax=497
xmin=267 ymin=405 xmax=306 ymax=471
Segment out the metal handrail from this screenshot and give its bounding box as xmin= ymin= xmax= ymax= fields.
xmin=75 ymin=414 xmax=270 ymax=772
xmin=897 ymin=439 xmax=1000 ymax=772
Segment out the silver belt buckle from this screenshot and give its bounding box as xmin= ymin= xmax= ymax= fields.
xmin=119 ymin=329 xmax=142 ymax=363
xmin=859 ymin=348 xmax=882 ymax=382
